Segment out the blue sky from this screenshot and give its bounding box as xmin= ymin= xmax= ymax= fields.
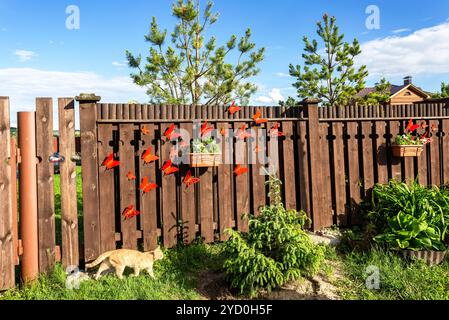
xmin=1 ymin=0 xmax=449 ymax=124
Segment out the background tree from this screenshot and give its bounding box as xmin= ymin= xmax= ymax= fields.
xmin=289 ymin=14 xmax=368 ymax=107
xmin=360 ymin=78 xmax=391 ymax=105
xmin=432 ymin=82 xmax=449 ymax=98
xmin=126 ymin=0 xmax=265 ymax=106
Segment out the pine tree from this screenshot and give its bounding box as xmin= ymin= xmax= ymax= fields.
xmin=432 ymin=82 xmax=449 ymax=98
xmin=361 ymin=78 xmax=391 ymax=105
xmin=126 ymin=0 xmax=265 ymax=106
xmin=289 ymin=14 xmax=368 ymax=107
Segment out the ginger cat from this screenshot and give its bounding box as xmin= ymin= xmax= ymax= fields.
xmin=86 ymin=247 xmax=164 ymax=280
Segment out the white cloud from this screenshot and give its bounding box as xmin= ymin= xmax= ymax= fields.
xmin=276 ymin=72 xmax=291 ymax=78
xmin=392 ymin=28 xmax=411 ymax=34
xmin=0 ymin=68 xmax=147 ymax=127
xmin=14 ymin=50 xmax=37 ymax=62
xmin=357 ymin=22 xmax=449 ymax=77
xmin=112 ymin=61 xmax=127 ymax=67
xmin=256 ymin=88 xmax=285 ymax=104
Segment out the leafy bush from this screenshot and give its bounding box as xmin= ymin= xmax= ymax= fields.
xmin=366 ymin=180 xmax=449 ymax=251
xmin=223 ymin=175 xmax=325 ymax=296
xmin=191 ymin=137 xmax=220 ymax=154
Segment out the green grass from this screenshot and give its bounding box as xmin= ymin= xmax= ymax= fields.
xmin=335 ymin=246 xmax=449 ymax=300
xmin=1 ymin=243 xmax=225 ymax=300
xmin=53 ymin=166 xmax=84 ymax=244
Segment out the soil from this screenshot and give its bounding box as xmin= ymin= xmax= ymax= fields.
xmin=196 ymin=260 xmax=343 ymax=300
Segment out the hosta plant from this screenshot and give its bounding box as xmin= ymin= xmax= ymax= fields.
xmin=366 ymin=180 xmax=449 ymax=251
xmin=223 ymin=174 xmax=325 ymax=296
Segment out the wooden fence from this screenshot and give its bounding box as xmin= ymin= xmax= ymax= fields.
xmin=1 ymin=95 xmax=449 ymax=290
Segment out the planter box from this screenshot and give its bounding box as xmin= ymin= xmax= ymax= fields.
xmin=401 ymin=250 xmax=447 ymax=266
xmin=189 ymin=153 xmax=221 ymax=168
xmin=392 ymin=144 xmax=423 ymax=157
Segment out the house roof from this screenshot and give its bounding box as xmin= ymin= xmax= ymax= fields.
xmin=356 ymin=84 xmax=430 ymax=99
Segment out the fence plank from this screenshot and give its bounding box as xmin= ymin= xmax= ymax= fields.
xmin=442 ymin=119 xmax=449 ymax=184
xmin=217 ymin=123 xmax=234 ymax=240
xmin=429 ymin=120 xmax=441 ymax=186
xmin=160 ymin=123 xmax=178 ymax=248
xmin=347 ymin=121 xmax=361 ymax=225
xmin=234 ymin=122 xmax=249 ymax=232
xmin=282 ymin=122 xmax=297 ymax=210
xmin=77 ymin=95 xmax=101 ymax=262
xmin=139 ymin=123 xmax=159 ymax=250
xmin=251 ymin=125 xmax=266 ymax=215
xmin=180 ymin=122 xmax=196 ymax=244
xmin=199 ymin=168 xmax=214 ymax=243
xmin=332 ymin=122 xmax=347 ymax=225
xmin=58 ymin=98 xmax=80 ymax=268
xmin=375 ymin=121 xmax=389 ymax=184
xmin=97 ymin=124 xmax=117 ymax=253
xmin=119 ymin=124 xmax=137 ymax=249
xmin=0 ymin=97 xmax=14 ymax=290
xmin=10 ymin=138 xmax=19 ymax=266
xmin=389 ymin=121 xmax=402 ymax=181
xmin=362 ymin=121 xmax=375 ymax=192
xmin=297 ymin=121 xmax=310 ymax=217
xmin=36 ymin=98 xmax=56 ymax=273
xmin=318 ymin=122 xmax=333 ymax=226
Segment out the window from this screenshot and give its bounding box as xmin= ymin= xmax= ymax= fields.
xmin=404 ymin=91 xmax=412 ymax=96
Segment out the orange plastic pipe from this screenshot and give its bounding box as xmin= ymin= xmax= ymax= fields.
xmin=18 ymin=112 xmax=39 ymax=283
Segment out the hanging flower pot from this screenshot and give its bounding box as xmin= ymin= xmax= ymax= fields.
xmin=189 ymin=153 xmax=222 ymax=168
xmin=392 ymin=118 xmax=432 ymax=158
xmin=391 ymin=144 xmax=423 ymax=158
xmin=189 ymin=138 xmax=222 ymax=168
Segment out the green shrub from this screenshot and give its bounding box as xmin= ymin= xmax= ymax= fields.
xmin=223 ymin=175 xmax=325 ymax=296
xmin=366 ymin=180 xmax=449 ymax=251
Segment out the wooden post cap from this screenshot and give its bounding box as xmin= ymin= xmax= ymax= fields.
xmin=75 ymin=94 xmax=101 ymax=102
xmin=301 ymin=98 xmax=321 ymax=105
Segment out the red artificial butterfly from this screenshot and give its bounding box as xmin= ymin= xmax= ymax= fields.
xmin=164 ymin=124 xmax=182 ymax=141
xmin=236 ymin=124 xmax=252 ymax=140
xmin=122 ymin=205 xmax=140 ymax=220
xmin=101 ymin=153 xmax=120 ymax=171
xmin=405 ymin=118 xmax=420 ymax=133
xmin=142 ymin=147 xmax=159 ymax=164
xmin=252 ymin=109 xmax=268 ymax=125
xmin=141 ymin=126 xmax=150 ymax=135
xmin=270 ymin=122 xmax=285 ymax=137
xmin=183 ymin=171 xmax=200 ymax=189
xmin=140 ymin=177 xmax=158 ymax=193
xmin=227 ymin=101 xmax=241 ymax=115
xmin=161 ymin=159 xmax=179 ymax=176
xmin=234 ymin=165 xmax=249 ymax=176
xmin=126 ymin=171 xmax=137 ymax=181
xmin=201 ymin=121 xmax=214 ymax=137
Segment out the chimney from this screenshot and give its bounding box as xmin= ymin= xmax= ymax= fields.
xmin=404 ymin=76 xmax=413 ymax=85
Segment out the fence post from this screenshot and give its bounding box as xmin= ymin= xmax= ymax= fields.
xmin=18 ymin=111 xmax=39 ymax=283
xmin=0 ymin=97 xmax=15 ymax=290
xmin=303 ymin=98 xmax=323 ymax=231
xmin=76 ymin=93 xmax=101 ymax=262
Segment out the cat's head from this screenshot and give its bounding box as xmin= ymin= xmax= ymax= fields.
xmin=150 ymin=246 xmax=164 ymax=261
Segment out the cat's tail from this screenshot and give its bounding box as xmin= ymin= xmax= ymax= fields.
xmin=85 ymin=251 xmax=114 ymax=269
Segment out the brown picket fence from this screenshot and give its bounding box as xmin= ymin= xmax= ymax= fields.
xmin=1 ymin=95 xmax=449 ymax=291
